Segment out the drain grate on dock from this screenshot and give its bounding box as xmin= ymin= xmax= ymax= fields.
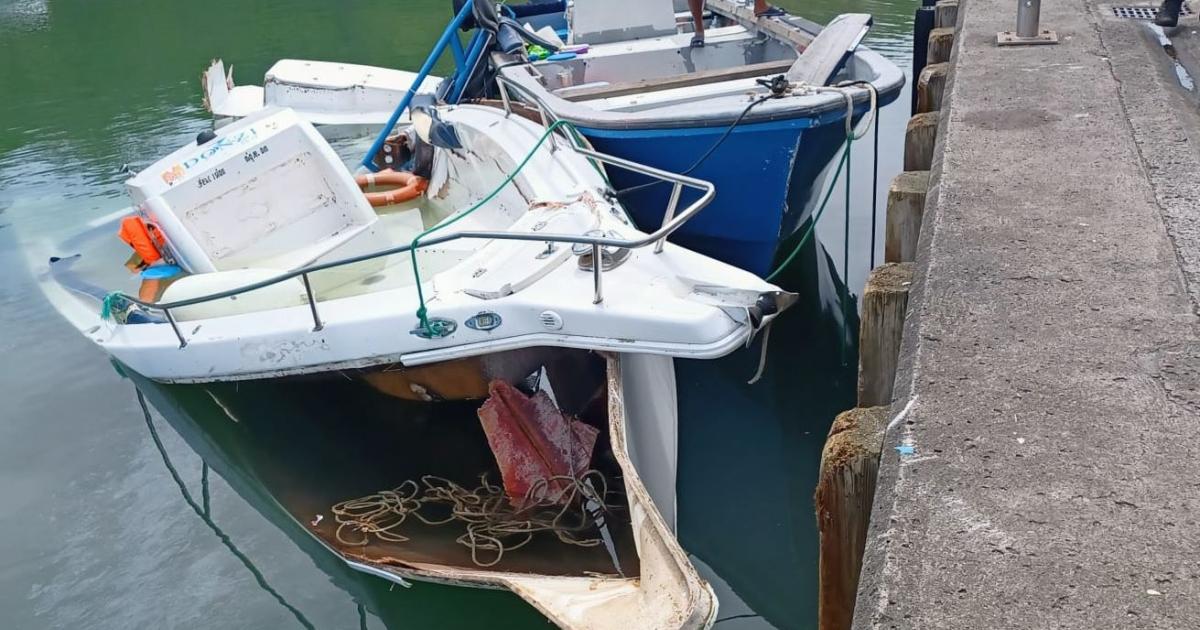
xmin=1112 ymin=3 xmax=1193 ymax=19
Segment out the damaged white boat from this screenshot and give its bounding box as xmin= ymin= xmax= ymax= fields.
xmin=48 ymin=105 xmax=788 ymax=382
xmin=203 ymin=59 xmax=441 ymax=136
xmin=40 ymin=100 xmax=795 ymax=628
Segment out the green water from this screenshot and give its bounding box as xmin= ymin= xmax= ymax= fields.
xmin=0 ymin=1 xmax=915 ymax=628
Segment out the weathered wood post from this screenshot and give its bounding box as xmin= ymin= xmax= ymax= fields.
xmin=885 ymin=172 xmax=931 ymax=263
xmin=816 ymin=405 xmax=890 ymax=630
xmin=904 ymin=112 xmax=939 ymax=171
xmin=916 ymin=62 xmax=949 ymax=114
xmin=935 ymin=0 xmax=960 ymax=28
xmin=927 ymin=26 xmax=956 ymax=64
xmin=857 ymin=263 xmax=915 ymax=407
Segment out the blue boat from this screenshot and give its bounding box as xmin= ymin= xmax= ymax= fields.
xmin=484 ymin=0 xmax=905 ymax=276
xmin=362 ymin=0 xmax=905 ymax=277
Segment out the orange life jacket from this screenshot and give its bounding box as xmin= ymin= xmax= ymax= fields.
xmin=117 ymin=216 xmax=167 ymax=265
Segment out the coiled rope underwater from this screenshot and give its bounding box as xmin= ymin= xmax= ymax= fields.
xmin=329 ymin=470 xmax=621 ymax=568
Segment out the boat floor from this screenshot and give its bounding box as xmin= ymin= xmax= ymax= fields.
xmin=211 ymin=348 xmax=642 ymax=577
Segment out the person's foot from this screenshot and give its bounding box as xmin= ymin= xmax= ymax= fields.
xmin=691 ymin=34 xmax=705 ymax=47
xmin=1156 ymin=0 xmax=1183 ymax=26
xmin=755 ymin=5 xmax=785 ymax=18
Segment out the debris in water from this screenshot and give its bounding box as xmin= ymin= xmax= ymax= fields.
xmin=311 ymin=514 xmax=324 ymax=527
xmin=476 ymin=379 xmax=599 ymax=507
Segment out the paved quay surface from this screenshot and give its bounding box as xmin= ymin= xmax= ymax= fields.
xmin=854 ymin=0 xmax=1200 ymax=627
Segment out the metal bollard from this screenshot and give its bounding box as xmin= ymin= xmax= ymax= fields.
xmin=1016 ymin=0 xmax=1041 ymax=37
xmin=998 ymin=0 xmax=1059 ymax=46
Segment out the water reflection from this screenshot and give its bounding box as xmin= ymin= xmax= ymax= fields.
xmin=132 ymin=372 xmax=549 ymax=629
xmin=135 ymin=390 xmax=318 ymax=630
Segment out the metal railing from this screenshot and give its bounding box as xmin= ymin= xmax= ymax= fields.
xmin=495 ymin=74 xmax=687 ymax=251
xmin=116 ymin=133 xmax=714 ymax=349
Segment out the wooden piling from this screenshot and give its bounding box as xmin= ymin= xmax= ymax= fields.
xmin=927 ymin=27 xmax=955 ymax=65
xmin=934 ymin=0 xmax=960 ymax=28
xmin=916 ymin=62 xmax=949 ymax=114
xmin=857 ymin=263 xmax=915 ymax=407
xmin=884 ymin=171 xmax=930 ymax=263
xmin=816 ymin=405 xmax=890 ymax=630
xmin=904 ymin=112 xmax=939 ymax=171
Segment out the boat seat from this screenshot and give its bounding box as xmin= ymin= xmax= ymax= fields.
xmin=160 ymin=268 xmax=309 ymax=322
xmin=785 ymin=13 xmax=872 ymax=86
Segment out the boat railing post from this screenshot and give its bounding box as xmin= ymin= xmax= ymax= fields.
xmin=359 ymin=1 xmax=474 ymax=171
xmin=539 ymin=106 xmax=559 ymax=152
xmin=498 ymin=80 xmax=513 ymax=117
xmin=592 ymin=244 xmax=604 ymax=304
xmin=163 ymin=308 xmax=187 ymax=349
xmin=451 ymin=30 xmax=488 ymax=103
xmin=301 ymin=273 xmax=324 ymax=332
xmin=655 ymin=183 xmax=683 ymax=254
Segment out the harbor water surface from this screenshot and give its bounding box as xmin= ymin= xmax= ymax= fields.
xmin=0 ymin=1 xmax=915 ymax=628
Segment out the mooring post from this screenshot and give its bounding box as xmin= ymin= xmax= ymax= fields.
xmin=934 ymin=0 xmax=960 ymax=28
xmin=904 ymin=112 xmax=939 ymax=171
xmin=857 ymin=263 xmax=915 ymax=407
xmin=816 ymin=405 xmax=890 ymax=630
xmin=911 ymin=3 xmax=936 ymax=114
xmin=997 ymin=0 xmax=1059 ymax=45
xmin=927 ymin=27 xmax=955 ymax=65
xmin=916 ymin=62 xmax=950 ymax=114
xmin=885 ymin=171 xmax=931 ymax=263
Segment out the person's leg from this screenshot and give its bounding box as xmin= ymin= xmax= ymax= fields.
xmin=755 ymin=0 xmax=784 ymax=17
xmin=688 ymin=0 xmax=706 ymax=46
xmin=1156 ymin=0 xmax=1183 ymax=26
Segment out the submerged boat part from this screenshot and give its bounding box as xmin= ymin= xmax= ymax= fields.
xmin=202 ymin=59 xmax=442 ymax=136
xmin=506 ymin=353 xmax=717 ymax=629
xmin=318 ymin=352 xmax=716 ymax=629
xmin=476 ymin=379 xmax=599 ymax=507
xmin=360 ymin=348 xmax=551 ymax=401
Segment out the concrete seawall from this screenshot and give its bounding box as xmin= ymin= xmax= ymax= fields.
xmin=853 ymin=0 xmax=1200 ymax=627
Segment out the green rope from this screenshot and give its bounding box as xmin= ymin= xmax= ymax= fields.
xmin=410 ymin=119 xmax=580 ymax=336
xmin=100 ymin=291 xmax=127 ymax=320
xmin=764 ymin=133 xmax=854 ymax=283
xmin=841 ymin=136 xmax=853 ymax=365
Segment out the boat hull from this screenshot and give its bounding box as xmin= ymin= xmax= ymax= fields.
xmin=578 ymin=100 xmax=884 ymax=277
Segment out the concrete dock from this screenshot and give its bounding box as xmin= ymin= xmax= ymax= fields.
xmin=853 ymin=0 xmax=1200 ymax=627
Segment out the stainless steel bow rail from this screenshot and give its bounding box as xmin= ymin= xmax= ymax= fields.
xmin=111 ymin=145 xmax=715 ymax=349
xmin=495 ymin=74 xmax=692 ymax=254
